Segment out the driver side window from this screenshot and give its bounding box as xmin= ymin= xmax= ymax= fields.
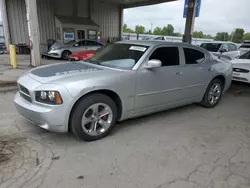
xmin=222 ymin=44 xmax=229 ymax=51
xmin=74 ymin=41 xmax=85 ymax=47
xmin=149 ymin=47 xmax=179 ymax=67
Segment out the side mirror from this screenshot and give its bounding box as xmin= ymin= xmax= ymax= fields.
xmin=220 ymin=49 xmax=228 ymax=53
xmin=145 ymin=59 xmax=162 ymax=69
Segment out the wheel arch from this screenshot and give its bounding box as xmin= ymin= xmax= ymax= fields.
xmin=68 ymin=89 xmax=123 ymax=131
xmin=213 ymin=75 xmax=226 ymax=90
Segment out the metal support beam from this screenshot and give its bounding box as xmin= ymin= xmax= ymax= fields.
xmin=25 ymin=0 xmax=41 ymax=67
xmin=0 ymin=0 xmax=11 ymax=51
xmin=119 ymin=6 xmax=124 ymax=40
xmin=182 ymin=0 xmax=197 ymax=44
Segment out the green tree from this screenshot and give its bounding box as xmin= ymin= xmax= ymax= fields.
xmin=232 ymin=28 xmax=245 ymax=43
xmin=193 ymin=31 xmax=204 ymax=38
xmin=203 ymin=34 xmax=213 ymax=39
xmin=145 ymin=30 xmax=152 ymax=34
xmin=243 ymin=32 xmax=250 ymax=41
xmin=162 ymin=24 xmax=174 ymax=36
xmin=173 ymin=33 xmax=182 ymax=37
xmin=123 ymin=24 xmax=134 ymax=33
xmin=214 ymin=32 xmax=229 ymax=41
xmin=135 ymin=25 xmax=146 ymax=34
xmin=153 ymin=27 xmax=163 ymax=35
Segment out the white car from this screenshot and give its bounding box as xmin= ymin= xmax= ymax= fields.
xmin=200 ymin=42 xmax=240 ymax=60
xmin=231 ymin=50 xmax=250 ymax=83
xmin=239 ymin=41 xmax=250 ymax=55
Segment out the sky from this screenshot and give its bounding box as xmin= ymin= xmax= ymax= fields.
xmin=124 ymin=0 xmax=250 ymax=36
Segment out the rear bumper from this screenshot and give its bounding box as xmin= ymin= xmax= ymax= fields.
xmin=14 ymin=92 xmax=68 ymax=133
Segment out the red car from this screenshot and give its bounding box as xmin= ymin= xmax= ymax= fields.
xmin=69 ymin=50 xmax=96 ymax=61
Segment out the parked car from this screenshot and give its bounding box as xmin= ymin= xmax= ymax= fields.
xmin=239 ymin=41 xmax=250 ymax=55
xmin=200 ymin=42 xmax=240 ymax=60
xmin=14 ymin=41 xmax=232 ymax=141
xmin=231 ymin=50 xmax=250 ymax=83
xmin=69 ymin=50 xmax=96 ymax=61
xmin=44 ymin=40 xmax=103 ymax=60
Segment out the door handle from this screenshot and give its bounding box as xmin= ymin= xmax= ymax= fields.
xmin=176 ymin=72 xmax=183 ymax=75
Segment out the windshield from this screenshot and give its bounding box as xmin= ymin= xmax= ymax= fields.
xmin=200 ymin=43 xmax=222 ymax=52
xmin=64 ymin=40 xmax=76 ymax=45
xmin=87 ymin=43 xmax=149 ymax=70
xmin=239 ymin=50 xmax=250 ymax=59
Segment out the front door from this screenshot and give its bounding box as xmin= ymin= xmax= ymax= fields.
xmin=71 ymin=40 xmax=86 ymax=53
xmin=135 ymin=46 xmax=185 ymax=114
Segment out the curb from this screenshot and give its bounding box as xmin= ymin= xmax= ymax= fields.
xmin=0 ymin=86 xmax=18 ymax=93
xmin=0 ymin=81 xmax=18 ymax=93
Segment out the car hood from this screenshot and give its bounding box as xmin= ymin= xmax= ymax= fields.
xmin=231 ymin=59 xmax=250 ymax=64
xmin=26 ymin=62 xmax=123 ymax=84
xmin=50 ymin=42 xmax=71 ymax=49
xmin=232 ymin=62 xmax=250 ymax=70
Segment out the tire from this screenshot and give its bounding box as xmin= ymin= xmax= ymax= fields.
xmin=71 ymin=93 xmax=118 ymax=141
xmin=61 ymin=50 xmax=71 ymax=60
xmin=200 ymin=79 xmax=224 ymax=108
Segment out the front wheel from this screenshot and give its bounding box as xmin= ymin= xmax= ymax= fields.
xmin=61 ymin=50 xmax=71 ymax=60
xmin=71 ymin=94 xmax=118 ymax=141
xmin=200 ymin=79 xmax=223 ymax=108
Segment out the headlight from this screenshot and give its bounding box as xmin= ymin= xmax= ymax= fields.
xmin=35 ymin=91 xmax=63 ymax=105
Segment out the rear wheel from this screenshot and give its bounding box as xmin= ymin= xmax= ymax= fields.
xmin=71 ymin=94 xmax=118 ymax=141
xmin=200 ymin=79 xmax=223 ymax=108
xmin=61 ymin=50 xmax=71 ymax=60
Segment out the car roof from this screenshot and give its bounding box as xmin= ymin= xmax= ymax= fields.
xmin=201 ymin=41 xmax=235 ymax=44
xmin=117 ymin=40 xmax=197 ymax=48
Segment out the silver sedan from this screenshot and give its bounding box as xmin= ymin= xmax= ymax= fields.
xmin=45 ymin=39 xmax=103 ymax=60
xmin=14 ymin=41 xmax=232 ymax=141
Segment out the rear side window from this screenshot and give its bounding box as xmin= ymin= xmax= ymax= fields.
xmin=184 ymin=48 xmax=205 ymax=64
xmin=149 ymin=47 xmax=179 ymax=66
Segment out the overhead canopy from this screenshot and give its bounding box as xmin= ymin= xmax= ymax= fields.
xmin=56 ymin=15 xmax=99 ymax=26
xmin=103 ymin=0 xmax=176 ymax=8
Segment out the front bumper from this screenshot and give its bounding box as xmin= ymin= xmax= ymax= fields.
xmin=42 ymin=51 xmax=61 ymax=59
xmin=14 ymin=92 xmax=68 ymax=132
xmin=233 ymin=72 xmax=250 ymax=83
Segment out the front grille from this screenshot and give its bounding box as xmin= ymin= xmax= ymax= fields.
xmin=233 ymin=68 xmax=249 ymax=73
xmin=19 ymin=84 xmax=30 ymax=95
xmin=18 ymin=84 xmax=32 ymax=103
xmin=20 ymin=92 xmax=32 ymax=102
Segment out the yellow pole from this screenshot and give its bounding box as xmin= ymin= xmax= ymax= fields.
xmin=9 ymin=44 xmax=17 ymax=68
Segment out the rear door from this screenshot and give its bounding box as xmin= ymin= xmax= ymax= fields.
xmin=178 ymin=47 xmax=213 ymax=100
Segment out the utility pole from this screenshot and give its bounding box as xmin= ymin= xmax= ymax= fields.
xmin=150 ymin=23 xmax=153 ymax=33
xmin=25 ymin=0 xmax=41 ymax=67
xmin=182 ymin=0 xmax=197 ymax=44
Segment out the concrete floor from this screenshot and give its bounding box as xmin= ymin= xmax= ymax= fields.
xmin=0 ymin=82 xmax=250 ymax=188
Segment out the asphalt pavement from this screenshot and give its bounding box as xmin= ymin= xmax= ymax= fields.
xmin=0 ymin=82 xmax=250 ymax=188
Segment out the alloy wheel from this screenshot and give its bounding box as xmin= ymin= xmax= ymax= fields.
xmin=81 ymin=103 xmax=113 ymax=136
